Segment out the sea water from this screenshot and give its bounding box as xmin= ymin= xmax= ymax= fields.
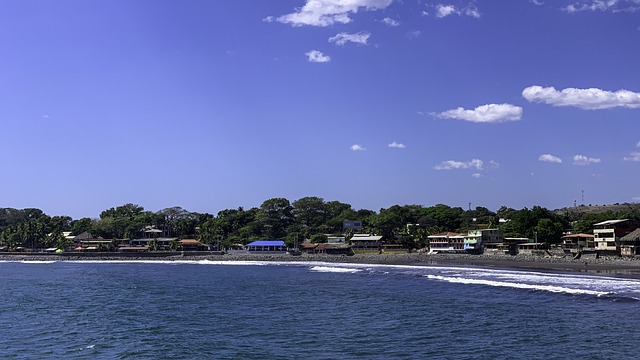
xmin=1 ymin=260 xmax=640 ymax=359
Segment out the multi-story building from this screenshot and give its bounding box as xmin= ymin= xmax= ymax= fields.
xmin=593 ymin=219 xmax=638 ymax=254
xmin=428 ymin=232 xmax=465 ymax=252
xmin=464 ymin=229 xmax=503 ymax=253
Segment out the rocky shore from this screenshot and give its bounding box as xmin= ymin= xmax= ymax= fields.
xmin=3 ymin=252 xmax=640 ymax=277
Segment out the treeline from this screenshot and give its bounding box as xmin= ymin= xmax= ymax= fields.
xmin=1 ymin=198 xmax=640 ymax=250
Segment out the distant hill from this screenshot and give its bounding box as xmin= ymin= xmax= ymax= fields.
xmin=554 ymin=203 xmax=638 ymax=215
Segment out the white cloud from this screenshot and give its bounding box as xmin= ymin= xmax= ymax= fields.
xmin=489 ymin=160 xmax=500 ymax=168
xmin=564 ymin=0 xmax=640 ymax=13
xmin=522 ymin=85 xmax=640 ymax=110
xmin=388 ymin=142 xmax=406 ymax=149
xmin=381 ymin=17 xmax=400 ymax=26
xmin=624 ymin=152 xmax=640 ymax=161
xmin=406 ymin=30 xmax=421 ymax=38
xmin=328 ymin=32 xmax=371 ymax=46
xmin=266 ymin=0 xmax=393 ymax=27
xmin=434 ymin=159 xmax=484 ymax=170
xmin=633 ymin=196 xmax=640 ymax=202
xmin=436 ymin=4 xmax=457 ymax=18
xmin=351 ymin=144 xmax=366 ymax=151
xmin=434 ymin=4 xmax=481 ymax=18
xmin=636 ymin=140 xmax=640 ymax=147
xmin=435 ymin=103 xmax=523 ymax=123
xmin=306 ymin=50 xmax=331 ymax=63
xmin=538 ymin=154 xmax=563 ymax=163
xmin=573 ymin=154 xmax=601 ymax=165
xmin=464 ymin=6 xmax=481 ymax=18
xmin=471 ymin=173 xmax=482 ymax=178
xmin=530 ymin=0 xmax=544 ymax=5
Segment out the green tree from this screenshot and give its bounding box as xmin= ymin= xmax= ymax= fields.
xmin=293 ymin=196 xmax=328 ymax=235
xmin=258 ymin=198 xmax=294 ymax=239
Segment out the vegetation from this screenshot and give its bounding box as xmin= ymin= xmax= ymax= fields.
xmin=1 ymin=199 xmax=640 ymax=251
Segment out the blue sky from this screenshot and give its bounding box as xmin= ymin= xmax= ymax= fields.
xmin=1 ymin=0 xmax=639 ymax=219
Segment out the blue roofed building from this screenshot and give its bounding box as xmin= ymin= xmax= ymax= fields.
xmin=247 ymin=240 xmax=287 ymax=252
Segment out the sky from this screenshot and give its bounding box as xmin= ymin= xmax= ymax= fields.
xmin=1 ymin=0 xmax=640 ymax=219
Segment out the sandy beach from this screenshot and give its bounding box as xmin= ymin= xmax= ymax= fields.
xmin=3 ymin=252 xmax=640 ymax=278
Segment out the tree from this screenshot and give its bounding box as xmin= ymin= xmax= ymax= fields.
xmin=293 ymin=196 xmax=327 ymax=236
xmin=258 ymin=198 xmax=294 ymax=239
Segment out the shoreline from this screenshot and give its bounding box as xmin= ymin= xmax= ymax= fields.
xmin=3 ymin=252 xmax=640 ymax=278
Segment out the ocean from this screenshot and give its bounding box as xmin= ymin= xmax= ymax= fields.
xmin=1 ymin=260 xmax=640 ymax=359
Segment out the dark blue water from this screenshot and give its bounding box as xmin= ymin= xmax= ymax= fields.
xmin=1 ymin=260 xmax=640 ymax=359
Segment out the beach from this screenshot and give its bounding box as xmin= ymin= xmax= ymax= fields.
xmin=3 ymin=252 xmax=640 ymax=278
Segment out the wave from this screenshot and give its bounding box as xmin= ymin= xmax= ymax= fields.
xmin=309 ymin=266 xmax=362 ymax=273
xmin=425 ymin=274 xmax=612 ymax=297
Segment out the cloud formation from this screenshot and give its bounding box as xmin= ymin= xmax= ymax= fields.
xmin=624 ymin=152 xmax=640 ymax=161
xmin=434 ymin=159 xmax=484 ymax=170
xmin=436 ymin=4 xmax=457 ymax=17
xmin=435 ymin=104 xmax=523 ymax=123
xmin=522 ymin=85 xmax=640 ymax=110
xmin=388 ymin=142 xmax=406 ymax=149
xmin=328 ymin=32 xmax=371 ymax=46
xmin=435 ymin=4 xmax=481 ymax=18
xmin=564 ymin=0 xmax=640 ymax=13
xmin=539 ymin=154 xmax=562 ymax=163
xmin=381 ymin=17 xmax=400 ymax=26
xmin=573 ymin=154 xmax=601 ymax=165
xmin=351 ymin=144 xmax=366 ymax=151
xmin=306 ymin=50 xmax=331 ymax=63
xmin=266 ymin=0 xmax=393 ymax=27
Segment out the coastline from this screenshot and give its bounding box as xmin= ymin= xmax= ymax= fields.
xmin=3 ymin=252 xmax=640 ymax=279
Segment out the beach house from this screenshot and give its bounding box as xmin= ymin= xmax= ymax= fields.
xmin=593 ymin=219 xmax=638 ymax=255
xmin=464 ymin=229 xmax=503 ymax=253
xmin=428 ymin=232 xmax=465 ymax=252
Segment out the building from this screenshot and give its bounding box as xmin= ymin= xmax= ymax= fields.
xmin=247 ymin=240 xmax=287 ymax=252
xmin=620 ymin=229 xmax=640 ymax=256
xmin=593 ymin=219 xmax=638 ymax=254
xmin=178 ymin=239 xmax=207 ymax=251
xmin=561 ymin=233 xmax=595 ymax=253
xmin=428 ymin=232 xmax=465 ymax=252
xmin=464 ymin=229 xmax=503 ymax=253
xmin=349 ymin=234 xmax=382 ymax=251
xmin=343 ymin=220 xmax=363 ymax=233
xmin=315 ymin=243 xmax=354 ymax=255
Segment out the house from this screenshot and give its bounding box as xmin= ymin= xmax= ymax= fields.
xmin=464 ymin=229 xmax=503 ymax=253
xmin=620 ymin=229 xmax=640 ymax=256
xmin=130 ymin=237 xmax=178 ymax=250
xmin=561 ymin=233 xmax=595 ymax=253
xmin=343 ymin=220 xmax=363 ymax=233
xmin=349 ymin=234 xmax=383 ymax=251
xmin=178 ymin=239 xmax=207 ymax=251
xmin=300 ymin=242 xmax=318 ymax=254
xmin=501 ymin=238 xmax=533 ymax=255
xmin=247 ymin=240 xmax=287 ymax=252
xmin=315 ymin=243 xmax=354 ymax=256
xmin=428 ymin=232 xmax=465 ymax=252
xmin=593 ymin=219 xmax=638 ymax=254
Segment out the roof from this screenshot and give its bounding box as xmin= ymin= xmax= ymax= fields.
xmin=247 ymin=240 xmax=286 ymax=247
xmin=621 ymin=228 xmax=640 ymax=242
xmin=594 ymin=219 xmax=629 ymax=226
xmin=301 ymin=242 xmax=318 ymax=249
xmin=562 ymin=233 xmax=595 ymax=239
xmin=350 ymin=235 xmax=383 ymax=241
xmin=179 ymin=239 xmax=205 ymax=245
xmin=428 ymin=232 xmax=463 ymax=238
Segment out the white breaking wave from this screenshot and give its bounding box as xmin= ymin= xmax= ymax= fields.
xmin=426 ymin=274 xmax=611 ymax=297
xmin=309 ymin=266 xmax=362 ymax=274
